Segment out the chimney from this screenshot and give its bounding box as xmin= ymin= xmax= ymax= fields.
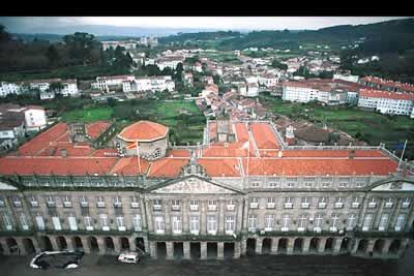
xmin=349 ymin=150 xmax=355 ymax=159
xmin=61 ymin=149 xmax=67 ymax=158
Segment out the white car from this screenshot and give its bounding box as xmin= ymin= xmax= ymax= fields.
xmin=118 ymin=251 xmax=140 ymax=264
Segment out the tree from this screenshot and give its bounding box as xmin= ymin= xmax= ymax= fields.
xmin=46 ymin=45 xmax=60 ymax=66
xmin=49 ymin=82 xmax=64 ymax=92
xmin=175 ymin=63 xmax=183 ymax=83
xmin=271 ymin=60 xmax=288 ymax=70
xmin=0 ymin=25 xmax=11 ymax=43
xmin=63 ymin=32 xmax=101 ymax=65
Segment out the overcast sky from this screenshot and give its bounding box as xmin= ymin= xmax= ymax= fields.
xmin=0 ymin=16 xmax=410 ymax=34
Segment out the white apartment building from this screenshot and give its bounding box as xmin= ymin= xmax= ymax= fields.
xmin=0 ymin=82 xmax=22 ymax=97
xmin=333 ymin=73 xmax=359 ymax=83
xmin=23 ymin=106 xmax=47 ymax=132
xmin=258 ymin=74 xmax=279 ymax=88
xmin=358 ymin=89 xmax=414 ymax=118
xmin=122 ymin=76 xmax=175 ymax=93
xmin=92 ymin=75 xmax=135 ymax=90
xmin=156 ymin=56 xmax=184 ymax=71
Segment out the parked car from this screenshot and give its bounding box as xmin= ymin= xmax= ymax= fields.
xmin=30 ymin=250 xmax=84 ymax=270
xmin=118 ymin=251 xmax=140 ymax=264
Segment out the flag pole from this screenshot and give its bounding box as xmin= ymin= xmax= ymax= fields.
xmin=398 ymin=139 xmax=408 ymax=171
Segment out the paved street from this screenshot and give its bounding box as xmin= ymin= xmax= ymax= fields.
xmin=1 ymin=244 xmax=413 ymax=276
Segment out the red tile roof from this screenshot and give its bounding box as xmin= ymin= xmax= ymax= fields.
xmin=167 ymin=149 xmax=191 ymax=157
xmin=235 ymin=122 xmax=249 ymax=143
xmin=86 ymin=121 xmax=111 ymax=140
xmin=118 ymin=121 xmax=169 ymax=142
xmin=198 ymin=158 xmax=241 ymax=177
xmin=18 ymin=123 xmax=68 ymax=156
xmin=148 ymin=158 xmax=189 ymax=178
xmin=250 ymin=123 xmax=280 ymax=149
xmin=0 ymin=157 xmax=117 ymax=176
xmin=243 ymin=158 xmax=397 ymax=176
xmin=111 ymin=157 xmax=149 ymax=176
xmin=359 ymin=89 xmax=414 ymax=101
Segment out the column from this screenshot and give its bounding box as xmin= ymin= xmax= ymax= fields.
xmin=81 ymin=237 xmax=91 ymax=254
xmin=302 ymin=238 xmax=311 ymax=253
xmin=351 ymin=238 xmax=360 ymax=254
xmin=218 ymin=201 xmax=225 ymax=234
xmin=366 ymin=239 xmax=375 ymax=254
xmin=16 ymin=238 xmax=27 ymax=255
xmin=217 ymin=242 xmax=224 ymax=260
xmin=129 ymin=237 xmax=136 ymax=252
xmin=50 ymin=236 xmax=60 ymax=251
xmin=318 ymin=238 xmax=327 ymax=253
xmin=65 ymin=236 xmax=74 ymax=251
xmin=150 ymin=241 xmax=157 ymax=259
xmin=114 ymin=237 xmax=121 ymax=253
xmin=97 ymin=237 xmax=106 ymax=255
xmin=287 ymin=238 xmax=294 ymax=255
xmin=333 ymin=238 xmax=342 ymax=254
xmin=143 ymin=236 xmax=149 ymax=255
xmin=234 ymin=242 xmax=241 ymax=259
xmin=255 ymin=238 xmax=262 ymax=254
xmin=31 ymin=238 xmax=41 ymax=254
xmin=271 ymin=238 xmax=278 ymax=254
xmin=166 ymin=242 xmax=174 ymax=260
xmin=200 ymin=242 xmax=207 ymax=260
xmin=183 ymin=242 xmax=191 ymax=260
xmin=0 ymin=239 xmax=10 ymax=255
xmin=381 ymin=239 xmax=392 ymax=254
xmin=241 ymin=238 xmax=247 ymax=256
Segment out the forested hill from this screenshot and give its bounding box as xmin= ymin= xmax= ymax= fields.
xmin=159 ymin=18 xmax=414 ymax=54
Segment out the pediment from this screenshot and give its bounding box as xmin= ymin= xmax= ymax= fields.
xmin=0 ymin=181 xmax=18 ymax=190
xmin=151 ymin=176 xmax=240 ymax=194
xmin=372 ymin=181 xmax=414 ymax=191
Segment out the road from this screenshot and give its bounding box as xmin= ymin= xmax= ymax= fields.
xmin=1 ymin=243 xmax=413 ymax=276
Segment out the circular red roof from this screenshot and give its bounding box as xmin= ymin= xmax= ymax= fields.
xmin=118 ymin=121 xmax=168 ymax=142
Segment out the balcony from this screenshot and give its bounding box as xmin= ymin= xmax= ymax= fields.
xmin=351 ymin=202 xmax=360 ymax=208
xmin=80 ymin=202 xmax=88 ymax=208
xmin=379 ymin=226 xmax=386 ymax=231
xmin=207 ymin=230 xmax=217 ymax=235
xmin=362 ymin=226 xmax=369 ymax=232
xmin=114 ymin=203 xmax=122 ymax=208
xmin=281 ymin=227 xmax=289 ymax=232
xmin=153 ymin=205 xmax=162 ymax=211
xmin=131 ymin=202 xmax=140 ymax=208
xmin=225 ymin=230 xmax=234 ymax=235
xmin=301 ymin=202 xmax=310 ymax=209
xmin=227 ymin=205 xmax=236 ymax=211
xmin=47 ymin=202 xmax=56 ymax=208
xmin=86 ymin=226 xmax=94 ymax=231
xmin=190 ymin=230 xmax=199 ymax=235
xmin=284 ymin=203 xmax=293 ymax=209
xmin=208 ymin=205 xmax=217 ymax=211
xmin=334 ymin=202 xmax=344 ymax=209
xmin=368 ymin=202 xmax=377 ymax=208
xmin=250 ymin=203 xmax=259 ymax=209
xmin=13 ymin=201 xmax=22 ymax=208
xmin=395 ymin=226 xmax=402 ymax=232
xmin=318 ymin=202 xmax=327 ymax=209
xmin=189 ymin=205 xmax=199 ymax=211
xmin=97 ymin=202 xmax=105 ymax=208
xmin=102 ymin=226 xmax=110 ymax=231
xmin=385 ymin=202 xmax=393 ymax=208
xmin=118 ymin=226 xmax=126 ymax=232
xmin=171 ymin=205 xmax=181 ymax=211
xmin=266 ymin=203 xmax=276 ymax=209
xmin=402 ymin=202 xmax=410 ymax=209
xmin=63 ymin=202 xmax=72 ymax=208
xmin=297 ymin=227 xmax=305 ymax=232
xmin=329 ymin=227 xmax=338 ymax=232
xmin=314 ymin=227 xmax=321 ymax=233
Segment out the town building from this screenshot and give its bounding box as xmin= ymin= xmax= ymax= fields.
xmin=91 ymin=75 xmax=135 ymax=91
xmin=358 ymin=89 xmax=414 ymax=118
xmin=359 ymin=77 xmax=414 ymax=94
xmin=156 ymin=56 xmax=184 ymax=71
xmin=333 ymin=71 xmax=359 ymax=83
xmin=23 ymin=106 xmax=47 ymax=132
xmin=0 ymin=82 xmax=22 ymax=97
xmin=0 ymin=119 xmax=412 ymax=260
xmin=122 ymin=76 xmax=175 ymax=93
xmin=0 ymin=79 xmax=79 ymax=98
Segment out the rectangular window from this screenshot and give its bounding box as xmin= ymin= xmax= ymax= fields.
xmin=250 ymin=198 xmax=259 ymax=209
xmin=172 ymin=216 xmax=182 ymax=234
xmin=379 ymin=214 xmax=389 ymax=231
xmin=347 ymin=214 xmax=357 ymax=230
xmin=52 ymin=217 xmax=62 ymax=231
xmin=208 ymin=200 xmax=217 ymax=211
xmin=190 ymin=200 xmax=199 ymax=211
xmin=133 ymin=214 xmax=142 ymax=231
xmin=68 ymin=216 xmax=78 ymax=231
xmin=362 ymin=214 xmax=373 ymax=231
xmin=63 ymin=196 xmax=72 ymax=208
xmin=225 ymin=215 xmax=235 ymax=234
xmin=318 ymin=197 xmax=327 ymax=209
xmin=46 ymin=196 xmax=55 ymax=207
xmin=117 ymin=216 xmax=126 ymax=231
xmin=171 ymin=200 xmax=180 ymax=211
xmin=131 ymin=196 xmax=140 ymax=208
xmin=0 ymin=197 xmax=4 ymax=207
xmin=264 ymin=214 xmax=274 ymax=231
xmin=153 ymin=199 xmax=162 ymax=211
xmin=154 ymin=216 xmax=164 ymax=234
xmin=368 ymin=198 xmax=377 ymax=208
xmin=13 ymin=197 xmax=22 ymax=208
xmin=248 ymin=215 xmax=257 ymax=232
xmin=298 ymin=215 xmax=307 ymax=231
xmin=395 ymin=214 xmax=406 ymax=231
xmin=19 ymin=213 xmax=29 ymax=230
xmin=334 ymin=197 xmax=344 ymax=209
xmin=330 ymin=215 xmax=339 ymax=232
xmin=30 ymin=195 xmax=38 ymax=207
xmin=97 ymin=196 xmax=105 ymax=208
xmin=84 ymin=216 xmax=93 ymax=231
xmin=281 ymin=215 xmax=290 ymax=231
xmin=100 ymin=214 xmax=109 ymax=231
xmin=190 ymin=215 xmax=199 ymax=234
xmin=301 ymin=197 xmax=310 ymax=209
xmin=1 ymin=213 xmax=12 ymax=230
xmin=114 ymin=196 xmax=122 ymax=208
xmin=36 ymin=215 xmax=45 ymax=231
xmin=80 ymin=196 xmax=88 ymax=207
xmin=314 ymin=214 xmax=323 ymax=232
xmin=384 ymin=198 xmax=393 ymax=209
xmin=351 ymin=197 xmax=360 ymax=208
xmin=266 ymin=198 xmax=276 ymax=209
xmin=284 ymin=197 xmax=293 ymax=209
xmin=402 ymin=198 xmax=411 ymax=208
xmin=207 ymin=215 xmax=217 ymax=234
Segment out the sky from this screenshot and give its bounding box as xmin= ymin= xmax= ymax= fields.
xmin=0 ymin=16 xmax=411 ymax=35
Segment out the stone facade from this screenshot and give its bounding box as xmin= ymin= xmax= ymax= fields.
xmin=0 ymin=174 xmax=413 ymax=259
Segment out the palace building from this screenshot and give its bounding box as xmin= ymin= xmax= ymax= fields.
xmin=0 ymin=119 xmax=413 ymax=260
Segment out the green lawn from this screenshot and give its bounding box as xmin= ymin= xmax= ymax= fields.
xmin=62 ymin=107 xmax=113 ymax=122
xmin=261 ymin=95 xmax=414 ymax=158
